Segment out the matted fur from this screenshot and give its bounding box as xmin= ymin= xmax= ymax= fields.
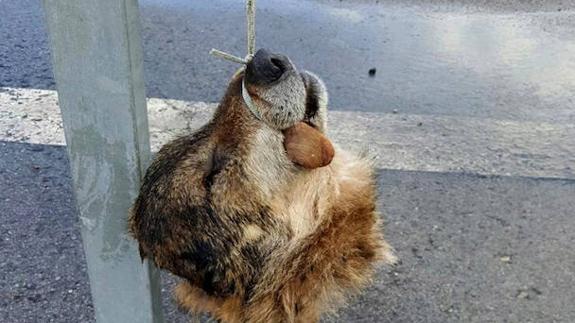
xmin=129 ymin=64 xmax=395 ymax=322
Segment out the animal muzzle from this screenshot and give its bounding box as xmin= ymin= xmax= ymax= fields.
xmin=245 ymin=49 xmax=292 ymax=85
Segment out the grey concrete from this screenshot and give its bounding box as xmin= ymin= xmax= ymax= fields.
xmin=2 ymin=0 xmax=574 ymax=122
xmin=2 ymin=140 xmax=574 ymax=322
xmin=42 ymin=0 xmax=163 ymax=322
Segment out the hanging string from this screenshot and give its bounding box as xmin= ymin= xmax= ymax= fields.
xmin=246 ymin=0 xmax=256 ymax=59
xmin=209 ymin=0 xmax=256 ymax=65
xmin=208 ymin=0 xmax=266 ymax=123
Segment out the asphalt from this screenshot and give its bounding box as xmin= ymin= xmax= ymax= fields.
xmin=1 ymin=0 xmax=575 ymax=120
xmin=2 ymin=140 xmax=574 ymax=322
xmin=1 ymin=0 xmax=575 ymax=322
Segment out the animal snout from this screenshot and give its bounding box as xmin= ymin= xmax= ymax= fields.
xmin=245 ymin=49 xmax=291 ymax=85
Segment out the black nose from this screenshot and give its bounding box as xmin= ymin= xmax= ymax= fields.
xmin=245 ymin=49 xmax=290 ymax=85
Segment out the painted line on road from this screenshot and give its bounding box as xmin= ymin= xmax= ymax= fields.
xmin=1 ymin=87 xmax=574 ymax=180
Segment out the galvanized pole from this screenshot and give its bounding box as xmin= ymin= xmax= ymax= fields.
xmin=42 ymin=0 xmax=164 ymax=322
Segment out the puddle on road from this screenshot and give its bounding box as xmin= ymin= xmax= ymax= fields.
xmin=139 ymin=0 xmax=575 ymax=123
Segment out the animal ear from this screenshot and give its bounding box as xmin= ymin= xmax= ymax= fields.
xmin=301 ymin=71 xmax=328 ymax=132
xmin=283 ymin=122 xmax=334 ymax=169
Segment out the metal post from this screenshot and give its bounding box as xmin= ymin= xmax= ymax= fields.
xmin=42 ymin=0 xmax=164 ymax=322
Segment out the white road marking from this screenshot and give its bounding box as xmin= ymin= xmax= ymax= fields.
xmin=1 ymin=87 xmax=573 ymax=179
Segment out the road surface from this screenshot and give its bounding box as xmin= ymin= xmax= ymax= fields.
xmin=1 ymin=0 xmax=574 ymax=322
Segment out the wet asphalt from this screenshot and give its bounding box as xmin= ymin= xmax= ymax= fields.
xmin=1 ymin=0 xmax=574 ymax=121
xmin=1 ymin=0 xmax=575 ymax=322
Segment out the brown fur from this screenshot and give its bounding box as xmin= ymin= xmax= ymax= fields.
xmin=129 ymin=66 xmax=395 ymax=322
